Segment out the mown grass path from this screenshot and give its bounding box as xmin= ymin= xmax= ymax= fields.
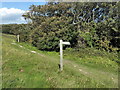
xmin=2 ymin=34 xmax=118 ymax=88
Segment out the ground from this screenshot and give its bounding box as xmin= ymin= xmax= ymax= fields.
xmin=2 ymin=34 xmax=119 ymax=88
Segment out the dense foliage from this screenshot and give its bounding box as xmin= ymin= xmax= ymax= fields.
xmin=2 ymin=2 xmax=120 ymax=52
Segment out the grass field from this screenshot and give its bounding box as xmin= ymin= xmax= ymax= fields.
xmin=2 ymin=34 xmax=119 ymax=88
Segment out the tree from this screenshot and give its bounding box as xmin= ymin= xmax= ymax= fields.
xmin=21 ymin=2 xmax=119 ymax=51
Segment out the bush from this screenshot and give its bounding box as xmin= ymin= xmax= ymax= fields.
xmin=30 ymin=17 xmax=78 ymax=51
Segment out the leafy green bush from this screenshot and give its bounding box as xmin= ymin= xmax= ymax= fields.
xmin=30 ymin=16 xmax=78 ymax=51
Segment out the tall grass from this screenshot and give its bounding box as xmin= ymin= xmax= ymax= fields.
xmin=2 ymin=34 xmax=118 ymax=88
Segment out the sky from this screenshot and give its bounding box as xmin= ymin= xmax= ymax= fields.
xmin=0 ymin=2 xmax=47 ymax=24
xmin=1 ymin=0 xmax=117 ymax=24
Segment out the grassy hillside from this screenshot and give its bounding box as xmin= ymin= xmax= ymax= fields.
xmin=2 ymin=34 xmax=118 ymax=88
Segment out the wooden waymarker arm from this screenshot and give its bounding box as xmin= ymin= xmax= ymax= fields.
xmin=62 ymin=42 xmax=70 ymax=45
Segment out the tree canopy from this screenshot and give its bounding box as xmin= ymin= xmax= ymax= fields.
xmin=2 ymin=2 xmax=120 ymax=52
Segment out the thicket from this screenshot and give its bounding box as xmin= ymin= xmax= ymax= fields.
xmin=2 ymin=2 xmax=120 ymax=52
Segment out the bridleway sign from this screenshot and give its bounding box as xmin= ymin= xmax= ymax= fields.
xmin=59 ymin=40 xmax=70 ymax=71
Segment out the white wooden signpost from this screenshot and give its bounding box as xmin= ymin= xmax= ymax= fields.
xmin=60 ymin=40 xmax=70 ymax=71
xmin=17 ymin=35 xmax=20 ymax=42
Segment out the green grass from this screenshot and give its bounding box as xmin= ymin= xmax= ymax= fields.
xmin=2 ymin=34 xmax=118 ymax=88
xmin=64 ymin=48 xmax=118 ymax=72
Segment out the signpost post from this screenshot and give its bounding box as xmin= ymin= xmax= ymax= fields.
xmin=59 ymin=40 xmax=70 ymax=71
xmin=17 ymin=35 xmax=20 ymax=42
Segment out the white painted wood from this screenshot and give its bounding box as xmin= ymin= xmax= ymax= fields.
xmin=17 ymin=35 xmax=19 ymax=42
xmin=62 ymin=42 xmax=70 ymax=45
xmin=60 ymin=40 xmax=63 ymax=71
xmin=60 ymin=39 xmax=70 ymax=71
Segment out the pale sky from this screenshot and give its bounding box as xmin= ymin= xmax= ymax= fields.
xmin=0 ymin=2 xmax=46 ymax=24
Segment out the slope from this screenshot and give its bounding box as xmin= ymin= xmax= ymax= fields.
xmin=2 ymin=34 xmax=118 ymax=88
